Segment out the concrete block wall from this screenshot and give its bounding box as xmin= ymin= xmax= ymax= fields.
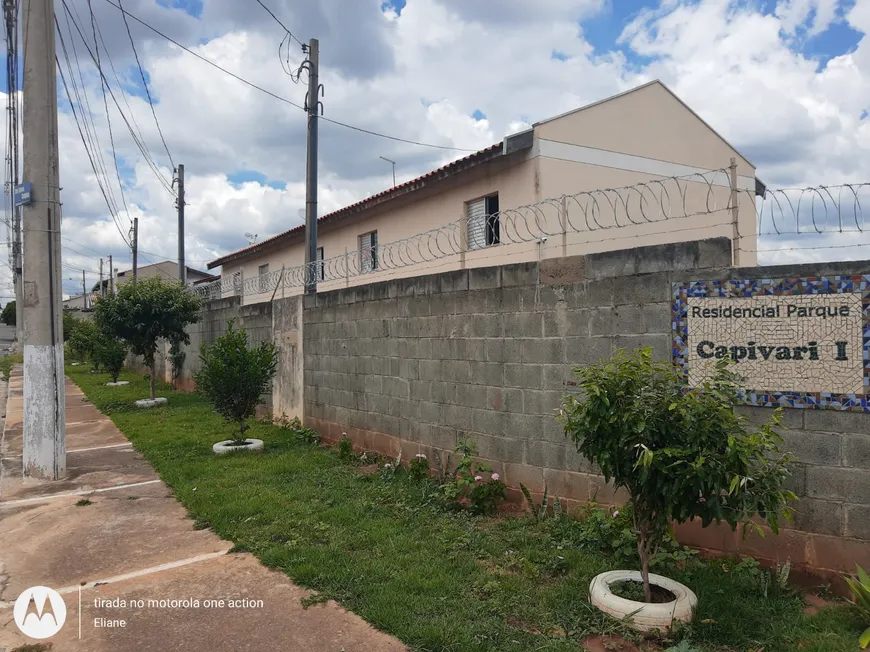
xmin=302 ymin=237 xmax=870 ymax=577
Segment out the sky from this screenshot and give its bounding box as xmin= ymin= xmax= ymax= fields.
xmin=2 ymin=0 xmax=869 ymax=300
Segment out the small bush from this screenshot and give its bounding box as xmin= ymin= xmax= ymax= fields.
xmin=409 ymin=453 xmax=430 ymax=481
xmin=338 ymin=436 xmax=354 ymax=461
xmin=1 ymin=300 xmax=15 ymax=326
xmin=194 ymin=322 xmax=277 ymax=444
xmin=67 ymin=319 xmax=101 ymax=368
xmin=96 ymin=338 xmax=128 ymax=382
xmin=470 ymin=475 xmax=505 ymax=515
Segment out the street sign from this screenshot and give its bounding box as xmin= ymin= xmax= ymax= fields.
xmin=13 ymin=182 xmax=31 ymax=207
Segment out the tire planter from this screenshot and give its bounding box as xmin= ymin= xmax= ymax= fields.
xmin=212 ymin=439 xmax=264 ymax=455
xmin=589 ymin=570 xmax=697 ymax=632
xmin=106 ymin=381 xmax=129 ymax=387
xmin=135 ymin=397 xmax=168 ymax=409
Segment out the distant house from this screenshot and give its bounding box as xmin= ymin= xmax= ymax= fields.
xmin=91 ymin=261 xmax=211 ymax=294
xmin=63 ymin=294 xmax=90 ymax=310
xmin=208 ymin=80 xmax=766 ymax=305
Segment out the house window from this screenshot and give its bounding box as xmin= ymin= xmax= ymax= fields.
xmin=316 ymin=247 xmax=324 ymax=281
xmin=258 ymin=264 xmax=270 ymax=293
xmin=359 ymin=231 xmax=378 ymax=273
xmin=233 ymin=271 xmax=243 ymax=297
xmin=466 ymin=194 xmax=500 ymax=250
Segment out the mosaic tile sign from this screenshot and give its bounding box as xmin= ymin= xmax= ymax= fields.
xmin=673 ymin=276 xmax=870 ymax=411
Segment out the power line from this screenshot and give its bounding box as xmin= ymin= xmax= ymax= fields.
xmin=253 ymin=0 xmax=304 ymax=47
xmin=60 ymin=0 xmax=177 ymax=197
xmin=100 ymin=0 xmax=477 ymax=153
xmin=116 ymin=0 xmax=174 ymax=169
xmin=86 ymin=0 xmax=131 ymax=227
xmin=56 ymin=52 xmax=131 ymax=248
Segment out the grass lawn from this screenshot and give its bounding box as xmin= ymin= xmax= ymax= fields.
xmin=68 ymin=366 xmax=866 ymax=652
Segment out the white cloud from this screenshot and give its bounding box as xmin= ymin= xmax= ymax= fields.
xmin=2 ymin=0 xmax=868 ymax=290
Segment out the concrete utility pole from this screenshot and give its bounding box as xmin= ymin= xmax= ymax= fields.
xmin=21 ymin=0 xmax=65 ymax=479
xmin=4 ymin=0 xmax=23 ymax=346
xmin=175 ymin=164 xmax=185 ymax=285
xmin=304 ymin=38 xmax=320 ymax=295
xmin=99 ymin=257 xmax=104 ymax=298
xmin=82 ymin=270 xmax=87 ymax=309
xmin=131 ymin=217 xmax=138 ymax=281
xmin=108 ymin=254 xmax=113 ymax=296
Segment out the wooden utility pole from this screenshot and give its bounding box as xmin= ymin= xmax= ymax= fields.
xmin=21 ymin=0 xmax=65 ymax=479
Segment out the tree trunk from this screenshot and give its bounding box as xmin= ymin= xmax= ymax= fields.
xmin=149 ymin=360 xmax=156 ymax=399
xmin=638 ymin=530 xmax=652 ymax=603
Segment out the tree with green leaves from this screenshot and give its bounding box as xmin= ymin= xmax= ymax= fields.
xmin=96 ymin=338 xmax=128 ymax=383
xmin=95 ymin=277 xmax=202 ymax=400
xmin=194 ymin=322 xmax=277 ymax=444
xmin=67 ymin=319 xmax=102 ymax=369
xmin=1 ymin=300 xmax=15 ymax=326
xmin=560 ymin=348 xmax=796 ymax=603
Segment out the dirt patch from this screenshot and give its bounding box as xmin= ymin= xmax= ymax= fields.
xmin=358 ymin=464 xmax=380 ymax=476
xmin=581 ymin=634 xmax=642 ymax=651
xmin=803 ymin=592 xmax=839 ymax=616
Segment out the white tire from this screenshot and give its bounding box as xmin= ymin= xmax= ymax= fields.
xmin=212 ymin=439 xmax=264 ymax=454
xmin=135 ymin=397 xmax=168 ymax=408
xmin=589 ymin=570 xmax=697 ymax=632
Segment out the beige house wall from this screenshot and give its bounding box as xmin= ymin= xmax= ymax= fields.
xmin=216 ymin=81 xmax=758 ymax=303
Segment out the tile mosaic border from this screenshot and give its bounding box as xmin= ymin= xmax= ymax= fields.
xmin=672 ymin=275 xmax=870 ymax=412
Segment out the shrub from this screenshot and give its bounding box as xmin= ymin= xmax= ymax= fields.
xmin=67 ymin=319 xmax=101 ymax=368
xmin=470 ymin=474 xmax=505 ymax=515
xmin=96 ymin=338 xmax=128 ymax=383
xmin=560 ymin=348 xmax=796 ymax=602
xmin=194 ymin=322 xmax=277 ymax=444
xmin=441 ymin=439 xmax=505 ymax=514
xmin=1 ymin=300 xmax=15 ymax=326
xmin=338 ymin=435 xmax=354 ymax=461
xmin=409 ymin=453 xmax=430 ymax=481
xmin=846 ymin=565 xmax=870 ymax=648
xmin=62 ymin=310 xmax=76 ymax=341
xmin=95 ymin=277 xmax=201 ymax=399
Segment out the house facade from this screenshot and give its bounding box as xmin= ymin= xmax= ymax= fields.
xmin=92 ymin=261 xmax=211 ymax=294
xmin=208 ymin=81 xmax=762 ymax=304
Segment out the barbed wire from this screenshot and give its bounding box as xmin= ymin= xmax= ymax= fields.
xmin=191 ymin=170 xmax=870 ymax=301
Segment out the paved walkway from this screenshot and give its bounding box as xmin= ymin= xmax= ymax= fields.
xmin=0 ymin=367 xmax=405 ymax=651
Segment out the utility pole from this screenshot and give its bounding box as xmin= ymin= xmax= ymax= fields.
xmin=108 ymin=254 xmax=113 ymax=296
xmin=99 ymin=257 xmax=104 ymax=298
xmin=131 ymin=217 xmax=138 ymax=281
xmin=4 ymin=0 xmax=23 ymax=345
xmin=175 ymin=164 xmax=185 ymax=285
xmin=82 ymin=270 xmax=87 ymax=309
xmin=21 ymin=0 xmax=65 ymax=479
xmin=303 ymin=38 xmax=320 ymax=295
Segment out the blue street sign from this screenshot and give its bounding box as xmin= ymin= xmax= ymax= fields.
xmin=13 ymin=182 xmax=31 ymax=207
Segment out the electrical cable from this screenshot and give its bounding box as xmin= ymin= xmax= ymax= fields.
xmin=61 ymin=0 xmax=177 ymax=197
xmin=86 ymin=0 xmax=131 ymax=226
xmin=253 ymin=0 xmax=304 ymax=47
xmin=117 ymin=0 xmax=175 ymax=169
xmin=100 ymin=0 xmax=478 ymax=152
xmin=56 ymin=56 xmax=130 ymax=248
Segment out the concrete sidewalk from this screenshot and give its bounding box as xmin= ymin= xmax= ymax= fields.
xmin=0 ymin=367 xmax=405 ymax=652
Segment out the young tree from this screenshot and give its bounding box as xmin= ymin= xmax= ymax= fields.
xmin=95 ymin=277 xmax=202 ymax=399
xmin=68 ymin=319 xmax=102 ymax=369
xmin=1 ymin=300 xmax=15 ymax=326
xmin=194 ymin=322 xmax=277 ymax=444
xmin=560 ymin=348 xmax=796 ymax=603
xmin=96 ymin=338 xmax=128 ymax=383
